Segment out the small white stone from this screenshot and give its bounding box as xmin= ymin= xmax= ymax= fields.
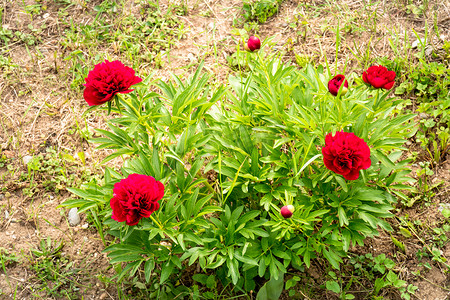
xmin=68 ymin=208 xmax=81 ymax=226
xmin=43 ymin=13 xmax=50 ymax=19
xmin=411 ymin=38 xmax=426 ymax=49
xmin=438 ymin=203 xmax=450 ymax=212
xmin=22 ymin=155 xmax=33 ymax=165
xmin=187 ymin=53 xmax=195 ymax=62
xmin=81 ymin=223 xmax=89 ymax=229
xmin=4 ymin=210 xmax=9 ymax=219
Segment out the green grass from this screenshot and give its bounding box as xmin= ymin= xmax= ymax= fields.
xmin=0 ymin=0 xmax=449 ymax=299
xmin=59 ymin=2 xmax=188 ymax=90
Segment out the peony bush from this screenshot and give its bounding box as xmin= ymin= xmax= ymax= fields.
xmin=63 ymin=47 xmax=415 ymax=297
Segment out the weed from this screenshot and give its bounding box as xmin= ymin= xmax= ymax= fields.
xmin=27 ymin=237 xmax=87 ymax=298
xmin=0 ymin=26 xmax=13 ymax=47
xmin=348 ymin=253 xmax=417 ymax=299
xmin=242 ymin=0 xmax=283 ymax=24
xmin=93 ymin=0 xmax=119 ymax=14
xmin=325 ymin=270 xmax=355 ymax=299
xmin=396 ymin=215 xmax=450 ymax=273
xmin=394 ymin=54 xmax=450 ymax=164
xmin=0 ymin=248 xmax=18 ymax=269
xmin=20 ymin=147 xmax=100 ymax=197
xmin=21 ymin=3 xmax=44 ymax=20
xmin=60 ymin=4 xmax=187 ymax=90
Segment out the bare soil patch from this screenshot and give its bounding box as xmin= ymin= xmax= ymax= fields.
xmin=0 ymin=0 xmax=449 ymax=298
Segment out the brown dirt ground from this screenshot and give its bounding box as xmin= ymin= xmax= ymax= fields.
xmin=0 ymin=0 xmax=449 ymax=299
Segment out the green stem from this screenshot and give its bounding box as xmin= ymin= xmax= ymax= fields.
xmin=150 ymin=214 xmax=163 ymax=230
xmin=202 ymin=176 xmax=216 ymax=195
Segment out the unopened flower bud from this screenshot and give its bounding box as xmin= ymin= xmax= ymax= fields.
xmin=328 ymin=74 xmax=348 ymax=96
xmin=341 ymin=86 xmax=348 ymax=95
xmin=247 ymin=36 xmax=261 ymax=52
xmin=281 ymin=205 xmax=295 ymax=218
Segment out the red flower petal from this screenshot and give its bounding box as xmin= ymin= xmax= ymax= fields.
xmin=362 ymin=71 xmax=369 ymax=84
xmin=362 ymin=65 xmax=395 ymax=90
xmin=322 ymin=132 xmax=371 ymax=180
xmin=343 ymin=168 xmax=360 ymax=180
xmin=109 ymin=174 xmax=165 ymax=226
xmin=383 ymin=81 xmax=395 ymax=90
xmin=83 ymin=60 xmax=142 ymax=106
xmin=110 ymin=197 xmax=127 ymax=222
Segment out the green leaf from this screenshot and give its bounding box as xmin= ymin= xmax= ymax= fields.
xmin=228 ymin=259 xmax=240 ymax=285
xmin=303 ymin=250 xmax=311 ymax=268
xmin=338 ymin=207 xmax=349 ymax=227
xmin=442 ymin=209 xmax=450 ymax=219
xmin=323 ymin=248 xmax=342 ymax=269
xmin=234 ymin=253 xmax=259 ymax=266
xmin=399 ymin=227 xmax=412 ymax=238
xmin=192 ymin=274 xmax=208 ymax=285
xmin=207 ymin=256 xmax=226 ymax=269
xmin=144 ymin=259 xmax=155 ymax=283
xmin=374 ymin=277 xmax=386 ymax=294
xmin=391 ymin=235 xmax=406 ymax=253
xmin=160 ymin=262 xmax=174 ymax=284
xmin=236 ymin=210 xmax=260 ymax=228
xmin=285 ymin=277 xmax=299 ymax=290
xmin=386 ymin=270 xmax=399 ymax=283
xmin=117 ymin=260 xmax=142 ymax=282
xmin=260 ymin=194 xmax=273 ymax=211
xmin=206 ymin=275 xmax=217 ymax=289
xmin=258 ymin=257 xmax=267 ymax=277
xmin=256 ymin=273 xmax=284 ymax=300
xmin=325 ymin=280 xmax=341 ymax=294
xmin=335 ymin=175 xmax=348 ymax=192
xmin=109 ymin=254 xmax=142 ymax=264
xmin=372 ymin=151 xmax=395 ymax=170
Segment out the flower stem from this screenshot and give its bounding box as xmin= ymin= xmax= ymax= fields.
xmin=150 ymin=214 xmax=163 ymax=230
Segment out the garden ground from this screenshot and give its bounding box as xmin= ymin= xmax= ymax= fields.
xmin=0 ymin=0 xmax=449 ymax=299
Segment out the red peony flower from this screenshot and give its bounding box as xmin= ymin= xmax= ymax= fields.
xmin=328 ymin=74 xmax=348 ymax=96
xmin=281 ymin=205 xmax=295 ymax=218
xmin=83 ymin=60 xmax=142 ymax=106
xmin=246 ymin=36 xmax=261 ymax=52
xmin=110 ymin=174 xmax=164 ymax=226
xmin=362 ymin=65 xmax=396 ymax=90
xmin=322 ymin=131 xmax=371 ymax=180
